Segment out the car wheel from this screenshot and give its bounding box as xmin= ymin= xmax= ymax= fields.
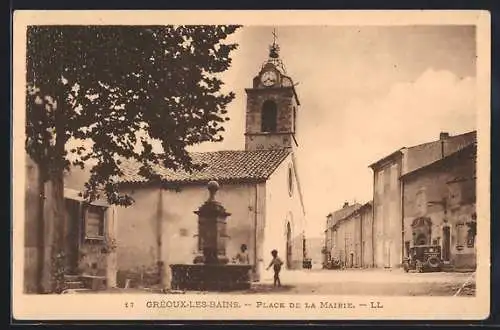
xmin=427 ymin=256 xmax=441 ymax=269
xmin=416 ymin=261 xmax=424 ymax=273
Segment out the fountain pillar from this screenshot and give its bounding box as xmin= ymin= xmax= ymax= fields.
xmin=170 ymin=181 xmax=252 ymax=291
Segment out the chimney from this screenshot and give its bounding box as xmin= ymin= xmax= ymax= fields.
xmin=440 ymin=132 xmax=450 ymax=140
xmin=343 ymin=202 xmax=349 ymax=208
xmin=440 ymin=132 xmax=449 ymax=158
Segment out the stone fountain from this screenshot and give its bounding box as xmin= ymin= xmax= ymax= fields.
xmin=170 ymin=181 xmax=252 ymax=291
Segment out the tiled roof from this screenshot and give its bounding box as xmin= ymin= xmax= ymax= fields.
xmin=368 ymin=130 xmax=477 ymax=173
xmin=329 ymin=203 xmax=362 ymax=224
xmin=116 ymin=149 xmax=291 ymax=185
xmin=405 ymin=131 xmax=476 ymax=174
xmin=401 ymin=142 xmax=477 ymax=179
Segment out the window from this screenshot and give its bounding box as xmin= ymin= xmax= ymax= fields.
xmin=84 ymin=205 xmax=105 ymax=239
xmin=455 ymin=222 xmax=465 ymax=251
xmin=377 ymin=170 xmax=385 ymax=194
xmin=293 ymin=106 xmax=297 ymax=133
xmin=404 ymin=241 xmax=410 ymax=257
xmin=466 ymin=220 xmax=476 ymax=248
xmin=288 ymin=166 xmax=294 ymax=196
xmin=390 ymin=164 xmax=399 ymax=191
xmin=448 ymin=183 xmax=462 ymax=208
xmin=376 ymin=204 xmax=384 ymax=235
xmin=261 ymin=100 xmax=278 ymax=132
xmin=384 ymin=167 xmax=391 ymax=193
xmin=416 ymin=188 xmax=427 ymax=215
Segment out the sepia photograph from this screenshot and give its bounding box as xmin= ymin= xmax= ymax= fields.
xmin=12 ymin=10 xmax=491 ymax=320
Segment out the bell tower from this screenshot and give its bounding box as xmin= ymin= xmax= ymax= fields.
xmin=244 ymin=30 xmax=300 ymax=151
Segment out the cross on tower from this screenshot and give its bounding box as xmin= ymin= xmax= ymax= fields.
xmin=269 ymin=28 xmax=280 ymax=59
xmin=272 ymin=28 xmax=278 ymax=46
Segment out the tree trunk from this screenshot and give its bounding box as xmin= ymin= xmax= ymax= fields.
xmin=35 ymin=164 xmax=66 ymax=293
xmin=45 ymin=169 xmax=66 ymax=293
xmin=46 ymin=87 xmax=69 ymax=293
xmin=36 ymin=170 xmax=48 ymax=293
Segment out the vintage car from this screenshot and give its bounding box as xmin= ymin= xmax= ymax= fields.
xmin=303 ymin=258 xmax=312 ymax=269
xmin=403 ymin=245 xmax=442 ymax=273
xmin=322 ymin=257 xmax=342 ymax=270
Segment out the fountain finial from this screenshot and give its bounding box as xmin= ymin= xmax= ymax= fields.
xmin=207 ymin=180 xmax=220 ymax=201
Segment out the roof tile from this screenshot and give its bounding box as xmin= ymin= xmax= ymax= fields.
xmin=117 ymin=149 xmax=291 ymax=185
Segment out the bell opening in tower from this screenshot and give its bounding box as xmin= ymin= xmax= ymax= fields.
xmin=261 ymin=100 xmax=278 ymax=133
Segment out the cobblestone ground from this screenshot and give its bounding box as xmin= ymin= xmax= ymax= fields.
xmin=244 ymin=268 xmax=476 ymax=296
xmin=87 ymin=268 xmax=475 ymax=296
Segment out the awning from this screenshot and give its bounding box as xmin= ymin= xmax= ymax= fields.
xmin=64 ymin=187 xmax=109 ymax=207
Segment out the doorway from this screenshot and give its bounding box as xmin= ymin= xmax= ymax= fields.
xmin=384 ymin=241 xmax=391 ymax=268
xmin=286 ymin=222 xmax=292 ymax=269
xmin=404 ymin=241 xmax=410 ymax=258
xmin=442 ymin=226 xmax=451 ymax=262
xmin=65 ymin=199 xmax=81 ymax=274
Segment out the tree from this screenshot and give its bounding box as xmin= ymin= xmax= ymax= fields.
xmin=25 ymin=25 xmax=241 ymax=293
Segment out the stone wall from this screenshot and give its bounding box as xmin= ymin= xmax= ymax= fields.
xmin=244 ymin=87 xmax=298 ymax=151
xmin=360 ymin=205 xmax=374 ymax=267
xmin=372 ymin=157 xmax=403 ymax=268
xmin=402 ymin=146 xmax=476 ymax=270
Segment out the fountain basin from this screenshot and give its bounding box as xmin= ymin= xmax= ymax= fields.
xmin=170 ymin=264 xmax=252 ymax=291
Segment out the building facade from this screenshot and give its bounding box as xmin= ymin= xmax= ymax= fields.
xmin=369 ymin=131 xmax=477 ymax=269
xmin=369 ymin=151 xmax=404 ymax=268
xmin=401 ymin=143 xmax=477 ymax=270
xmin=359 ymin=202 xmax=374 ymax=267
xmin=324 ymin=201 xmax=372 ymax=268
xmin=305 ymin=236 xmax=324 ymax=267
xmin=24 ymin=154 xmax=118 ymax=293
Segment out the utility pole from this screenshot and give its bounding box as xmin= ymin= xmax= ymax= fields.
xmin=344 ymin=236 xmax=348 ymax=268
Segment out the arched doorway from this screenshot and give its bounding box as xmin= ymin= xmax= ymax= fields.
xmin=286 ymin=222 xmax=292 ymax=269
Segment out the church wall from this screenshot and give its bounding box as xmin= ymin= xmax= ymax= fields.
xmin=263 ymin=154 xmax=306 ymax=276
xmin=115 ymin=182 xmax=264 ymax=287
xmin=159 ymin=183 xmax=260 ymax=286
xmin=115 ymin=187 xmax=161 ymax=280
xmin=245 ymin=134 xmax=294 ymax=151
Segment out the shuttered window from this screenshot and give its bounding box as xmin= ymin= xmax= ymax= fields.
xmin=85 ymin=205 xmax=105 ymax=238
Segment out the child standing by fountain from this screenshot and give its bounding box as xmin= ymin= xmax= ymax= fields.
xmin=266 ymin=249 xmax=283 ymax=287
xmin=233 ymin=244 xmax=250 ymax=264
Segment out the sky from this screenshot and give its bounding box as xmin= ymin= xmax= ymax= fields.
xmin=188 ymin=25 xmax=477 ymax=238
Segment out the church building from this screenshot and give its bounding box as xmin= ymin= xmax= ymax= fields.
xmin=62 ymin=37 xmax=307 ymax=288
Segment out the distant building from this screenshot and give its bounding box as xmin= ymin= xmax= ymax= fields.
xmin=324 ymin=201 xmax=372 ymax=268
xmin=369 ymin=131 xmax=476 ymax=269
xmin=305 ymin=236 xmax=325 ymax=266
xmin=401 ymin=142 xmax=477 ymax=271
xmin=359 ymin=202 xmax=374 ymax=267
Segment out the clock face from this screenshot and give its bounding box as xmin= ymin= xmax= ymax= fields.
xmin=261 ymin=70 xmax=278 ymax=86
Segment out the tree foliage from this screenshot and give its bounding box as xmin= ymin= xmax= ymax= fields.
xmin=26 ymin=25 xmax=241 ymax=205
